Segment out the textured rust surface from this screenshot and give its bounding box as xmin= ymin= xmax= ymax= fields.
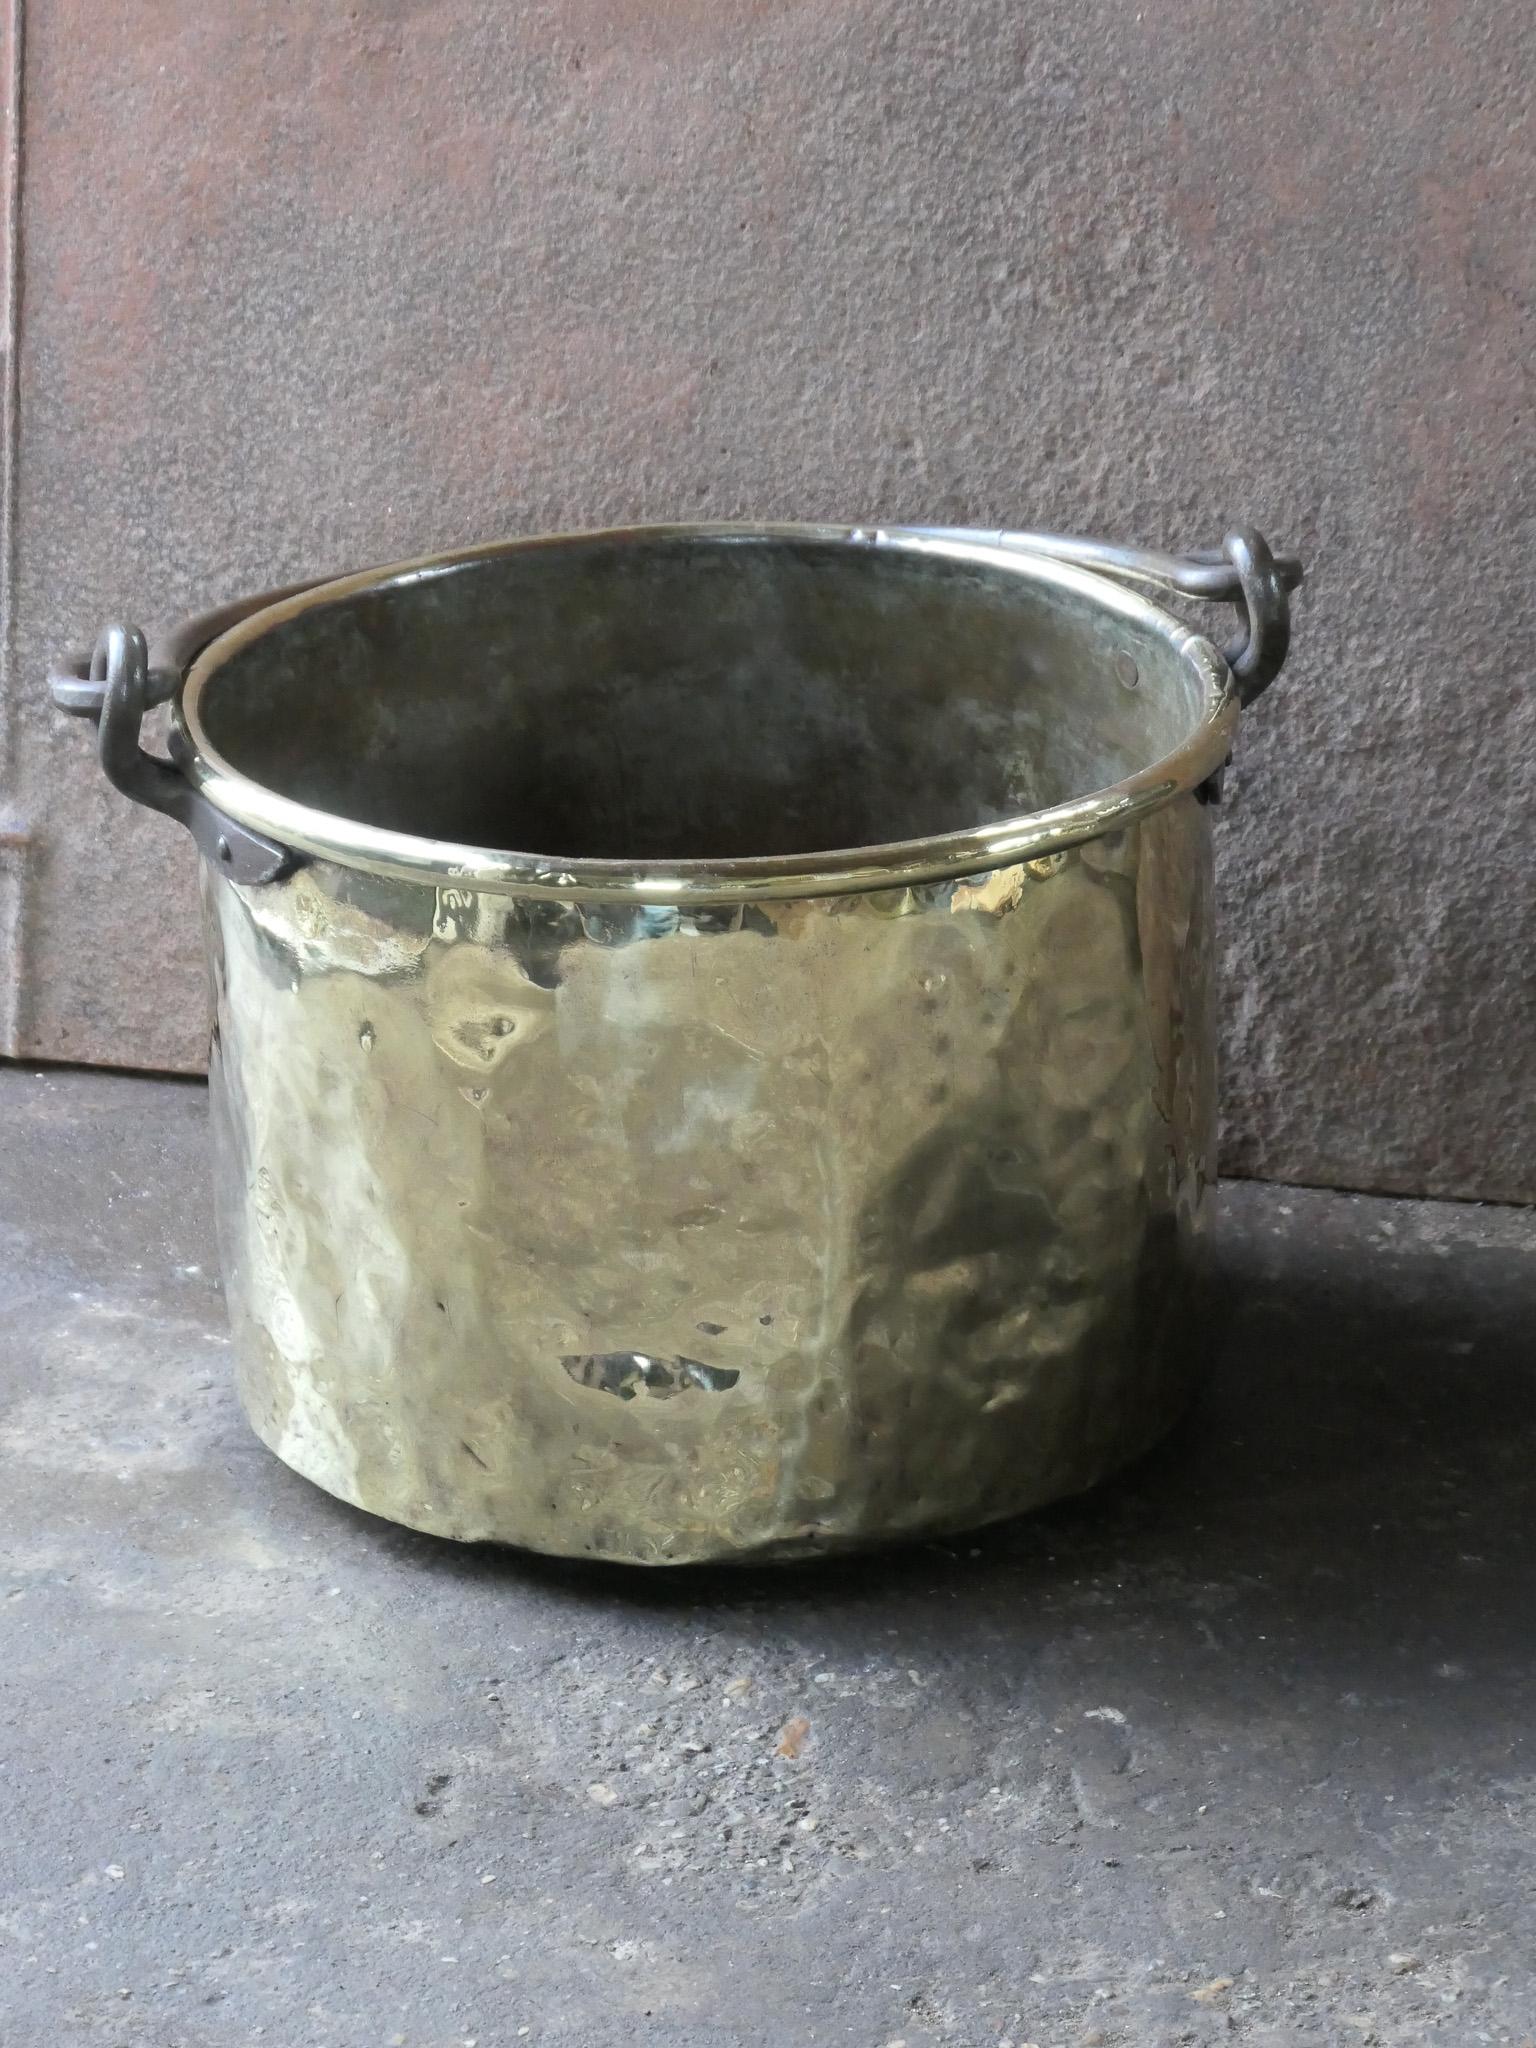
xmin=4 ymin=0 xmax=1533 ymax=1198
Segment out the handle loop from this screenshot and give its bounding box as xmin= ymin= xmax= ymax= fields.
xmin=61 ymin=624 xmax=290 ymax=885
xmin=900 ymin=521 xmax=1302 ymax=707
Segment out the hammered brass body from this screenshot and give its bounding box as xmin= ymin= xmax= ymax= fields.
xmin=181 ymin=528 xmax=1235 ymax=1563
xmin=203 ymin=812 xmax=1213 ymax=1563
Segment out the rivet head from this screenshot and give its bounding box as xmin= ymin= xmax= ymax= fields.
xmin=1114 ymin=652 xmax=1140 ymax=691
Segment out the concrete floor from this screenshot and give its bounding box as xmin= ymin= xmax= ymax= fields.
xmin=3 ymin=1067 xmax=1535 ymax=2048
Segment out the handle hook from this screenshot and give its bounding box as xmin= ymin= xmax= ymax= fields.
xmin=57 ymin=625 xmax=290 ymax=885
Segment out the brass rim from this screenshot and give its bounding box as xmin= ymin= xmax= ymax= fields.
xmin=177 ymin=522 xmax=1239 ymax=904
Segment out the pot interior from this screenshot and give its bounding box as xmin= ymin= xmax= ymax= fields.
xmin=189 ymin=531 xmax=1216 ymax=863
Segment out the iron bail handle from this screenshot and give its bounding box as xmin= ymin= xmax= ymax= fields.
xmin=51 ymin=624 xmax=290 ymax=885
xmin=902 ymin=522 xmax=1302 ymax=706
xmin=47 ymin=572 xmax=334 ymax=722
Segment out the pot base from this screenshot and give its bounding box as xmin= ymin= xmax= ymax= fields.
xmin=234 ymin=1353 xmax=1206 ymax=1567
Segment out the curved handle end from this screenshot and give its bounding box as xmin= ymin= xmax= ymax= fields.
xmin=1219 ymin=527 xmax=1294 ymax=707
xmin=899 ymin=517 xmax=1301 ymax=707
xmin=51 ymin=624 xmax=291 ymax=886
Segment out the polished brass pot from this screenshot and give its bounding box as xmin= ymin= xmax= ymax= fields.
xmin=55 ymin=522 xmax=1301 ymax=1564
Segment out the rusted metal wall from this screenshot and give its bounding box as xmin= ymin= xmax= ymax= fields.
xmin=1 ymin=0 xmax=1532 ymax=1200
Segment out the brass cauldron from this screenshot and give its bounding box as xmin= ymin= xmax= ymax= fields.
xmin=54 ymin=522 xmax=1301 ymax=1563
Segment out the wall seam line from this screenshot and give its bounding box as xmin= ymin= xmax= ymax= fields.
xmin=0 ymin=0 xmax=27 ymax=1057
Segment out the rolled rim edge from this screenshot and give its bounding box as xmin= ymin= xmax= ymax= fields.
xmin=177 ymin=522 xmax=1239 ymax=904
